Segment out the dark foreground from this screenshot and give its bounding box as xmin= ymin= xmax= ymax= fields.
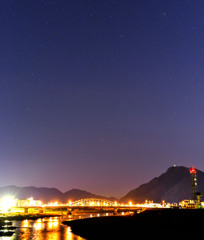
xmin=64 ymin=209 xmax=204 ymax=239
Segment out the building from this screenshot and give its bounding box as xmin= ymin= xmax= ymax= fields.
xmin=15 ymin=197 xmax=42 ymax=207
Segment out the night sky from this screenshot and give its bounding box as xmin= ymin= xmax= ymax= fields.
xmin=1 ymin=0 xmax=204 ymax=198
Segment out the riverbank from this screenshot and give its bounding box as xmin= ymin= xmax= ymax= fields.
xmin=64 ymin=209 xmax=204 ymax=239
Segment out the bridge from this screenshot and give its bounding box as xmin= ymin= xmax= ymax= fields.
xmin=72 ymin=198 xmax=117 ymax=206
xmin=9 ymin=198 xmax=164 ymax=214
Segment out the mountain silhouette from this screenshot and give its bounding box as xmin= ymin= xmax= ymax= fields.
xmin=1 ymin=166 xmax=203 ymax=204
xmin=121 ymin=166 xmax=204 ymax=203
xmin=0 ymin=186 xmax=115 ymax=203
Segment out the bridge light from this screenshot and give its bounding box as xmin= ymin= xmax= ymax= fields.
xmin=129 ymin=201 xmax=132 ymax=206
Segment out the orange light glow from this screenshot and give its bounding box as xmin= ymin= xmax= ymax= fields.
xmin=128 ymin=201 xmax=132 ymax=206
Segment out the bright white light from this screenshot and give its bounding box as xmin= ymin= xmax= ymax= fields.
xmin=1 ymin=196 xmax=15 ymax=212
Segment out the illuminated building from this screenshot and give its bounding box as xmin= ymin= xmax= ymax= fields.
xmin=180 ymin=167 xmax=203 ymax=208
xmin=15 ymin=197 xmax=42 ymax=207
xmin=189 ymin=167 xmax=197 ymax=200
xmin=189 ymin=167 xmax=203 ymax=203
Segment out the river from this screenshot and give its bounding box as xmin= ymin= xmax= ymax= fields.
xmin=0 ymin=213 xmax=117 ymax=240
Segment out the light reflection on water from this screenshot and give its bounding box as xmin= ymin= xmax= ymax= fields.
xmin=0 ymin=212 xmax=129 ymax=240
xmin=1 ymin=216 xmax=85 ymax=240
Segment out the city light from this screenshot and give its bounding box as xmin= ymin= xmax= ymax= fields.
xmin=0 ymin=196 xmax=171 ymax=215
xmin=0 ymin=196 xmax=15 ymax=212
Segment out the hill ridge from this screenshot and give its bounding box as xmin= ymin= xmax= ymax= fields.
xmin=0 ymin=185 xmax=116 ymax=203
xmin=0 ymin=166 xmax=203 ymax=203
xmin=120 ymin=166 xmax=203 ymax=203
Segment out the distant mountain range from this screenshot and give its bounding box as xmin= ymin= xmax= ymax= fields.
xmin=121 ymin=166 xmax=204 ymax=203
xmin=1 ymin=166 xmax=203 ymax=203
xmin=0 ymin=185 xmax=116 ymax=203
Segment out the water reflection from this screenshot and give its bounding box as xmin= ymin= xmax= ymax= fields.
xmin=4 ymin=217 xmax=85 ymax=240
xmin=0 ymin=212 xmax=129 ymax=240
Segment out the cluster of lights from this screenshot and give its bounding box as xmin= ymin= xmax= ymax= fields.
xmin=72 ymin=200 xmax=118 ymax=207
xmin=44 ymin=199 xmax=168 ymax=208
xmin=45 ymin=201 xmax=60 ymax=207
xmin=0 ymin=195 xmax=169 ymax=213
xmin=189 ymin=167 xmax=196 ymax=174
xmin=0 ymin=196 xmax=43 ymax=212
xmin=23 ymin=197 xmax=42 ymax=207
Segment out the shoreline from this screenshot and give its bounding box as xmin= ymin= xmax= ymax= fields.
xmin=63 ymin=209 xmax=204 ymax=239
xmin=0 ymin=213 xmax=61 ymax=222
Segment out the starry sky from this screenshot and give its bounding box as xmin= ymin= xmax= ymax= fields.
xmin=1 ymin=0 xmax=204 ymax=198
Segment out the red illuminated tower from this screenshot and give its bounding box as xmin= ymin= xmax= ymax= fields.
xmin=189 ymin=167 xmax=197 ymax=201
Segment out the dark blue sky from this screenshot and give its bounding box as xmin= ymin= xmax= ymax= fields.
xmin=1 ymin=0 xmax=204 ymax=197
